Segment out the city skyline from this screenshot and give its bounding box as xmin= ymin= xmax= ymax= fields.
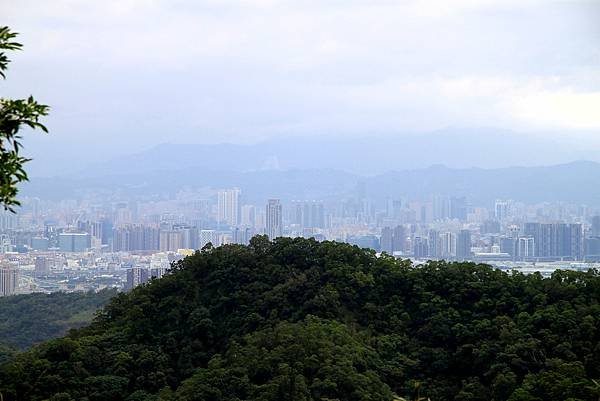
xmin=5 ymin=185 xmax=600 ymax=295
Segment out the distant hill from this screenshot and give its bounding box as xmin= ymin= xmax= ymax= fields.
xmin=364 ymin=160 xmax=600 ymax=204
xmin=0 ymin=238 xmax=599 ymax=400
xmin=25 ymin=128 xmax=600 ymax=178
xmin=54 ymin=128 xmax=596 ymax=177
xmin=0 ymin=289 xmax=116 ymax=362
xmin=22 ymin=160 xmax=600 ymax=205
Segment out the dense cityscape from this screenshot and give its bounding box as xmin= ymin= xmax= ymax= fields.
xmin=2 ymin=186 xmax=600 ymax=296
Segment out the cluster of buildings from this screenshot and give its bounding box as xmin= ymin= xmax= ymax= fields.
xmin=403 ymin=222 xmax=585 ymax=262
xmin=0 ymin=249 xmax=179 ymax=296
xmin=2 ymin=191 xmax=600 ymax=296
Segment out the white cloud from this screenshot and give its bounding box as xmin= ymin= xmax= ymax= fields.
xmin=2 ymin=0 xmax=599 ymax=152
xmin=512 ymin=90 xmax=600 ymax=130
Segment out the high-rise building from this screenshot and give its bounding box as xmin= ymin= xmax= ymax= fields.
xmin=380 ymin=227 xmax=393 ymax=254
xmin=143 ymin=226 xmax=161 ymax=251
xmin=440 ymin=232 xmax=456 ymax=258
xmin=494 ymin=200 xmax=509 ymax=221
xmin=112 ymin=226 xmax=129 ymax=252
xmin=34 ymin=256 xmax=49 ymax=276
xmin=518 ymin=237 xmax=535 ymax=259
xmin=100 ymin=218 xmax=113 ymax=245
xmin=0 ymin=234 xmax=13 ymax=253
xmin=173 ymin=225 xmax=199 ymax=249
xmin=0 ymin=265 xmax=18 ymax=296
xmin=450 ymin=197 xmax=468 ymax=221
xmin=159 ymin=230 xmax=183 ymax=252
xmin=386 ymin=199 xmax=402 ymax=219
xmin=150 ymin=267 xmax=168 ymax=280
xmin=523 ymin=222 xmax=541 ymax=256
xmin=569 ymin=223 xmax=584 ymax=260
xmin=433 ymin=197 xmax=450 ymax=220
xmin=232 ymin=227 xmax=253 ymax=245
xmin=380 ymin=225 xmax=406 ymax=254
xmin=293 ymin=201 xmax=303 ymax=226
xmin=241 ymin=205 xmax=256 ymax=227
xmin=266 ymin=199 xmax=283 ymax=240
xmin=255 ymin=209 xmax=266 ymax=231
xmin=293 ymin=201 xmax=325 ymax=229
xmin=480 ymin=220 xmax=501 ymax=234
xmin=31 ymin=237 xmax=49 ymax=251
xmin=523 ymin=222 xmax=583 ymax=260
xmin=539 ymin=223 xmax=554 ymax=257
xmin=428 ymin=230 xmax=440 ymax=258
xmin=0 ymin=211 xmax=18 ymax=231
xmin=112 ymin=225 xmax=160 ymax=252
xmin=456 ymin=229 xmax=472 ymax=260
xmin=218 ymin=188 xmax=241 ymax=226
xmin=392 ymin=225 xmax=406 ymax=254
xmin=592 ymin=216 xmax=600 ymax=237
xmin=58 ymin=232 xmax=91 ymax=252
xmin=200 ymin=230 xmax=219 ymax=248
xmin=585 ymin=237 xmax=600 ymax=258
xmin=419 ymin=204 xmax=430 ymax=224
xmin=77 ymin=220 xmax=103 ymax=243
xmin=413 ymin=236 xmax=429 ymax=258
xmin=126 ymin=267 xmax=149 ymax=290
xmin=114 ymin=203 xmax=133 ymax=225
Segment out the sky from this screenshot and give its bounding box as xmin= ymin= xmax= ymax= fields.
xmin=2 ymin=0 xmax=600 ymax=174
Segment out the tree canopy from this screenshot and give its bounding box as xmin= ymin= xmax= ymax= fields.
xmin=0 ymin=26 xmax=48 ymax=211
xmin=1 ymin=236 xmax=600 ymax=400
xmin=0 ymin=289 xmax=117 ymax=363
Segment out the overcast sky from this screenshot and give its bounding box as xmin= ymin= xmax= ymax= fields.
xmin=2 ymin=0 xmax=600 ymax=173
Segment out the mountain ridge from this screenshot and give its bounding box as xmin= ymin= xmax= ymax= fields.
xmin=22 ymin=159 xmax=600 ymax=205
xmin=29 ymin=128 xmax=600 ymax=178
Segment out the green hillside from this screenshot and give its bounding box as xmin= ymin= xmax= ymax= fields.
xmin=1 ymin=237 xmax=599 ymax=400
xmin=0 ymin=290 xmax=117 ymax=363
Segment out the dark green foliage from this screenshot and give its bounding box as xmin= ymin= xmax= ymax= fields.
xmin=0 ymin=26 xmax=49 ymax=211
xmin=1 ymin=237 xmax=600 ymax=400
xmin=174 ymin=316 xmax=393 ymax=401
xmin=0 ymin=289 xmax=116 ymax=350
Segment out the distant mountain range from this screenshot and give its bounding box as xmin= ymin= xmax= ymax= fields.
xmin=55 ymin=128 xmax=598 ymax=177
xmin=22 ymin=159 xmax=600 ymax=206
xmin=25 ymin=128 xmax=600 ymax=178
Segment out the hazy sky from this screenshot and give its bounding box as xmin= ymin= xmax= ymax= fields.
xmin=2 ymin=0 xmax=600 ymax=173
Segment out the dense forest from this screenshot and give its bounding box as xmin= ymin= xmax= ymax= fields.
xmin=1 ymin=237 xmax=600 ymax=400
xmin=0 ymin=290 xmax=116 ymax=363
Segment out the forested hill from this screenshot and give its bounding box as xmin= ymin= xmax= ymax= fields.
xmin=1 ymin=237 xmax=600 ymax=401
xmin=0 ymin=290 xmax=116 ymax=363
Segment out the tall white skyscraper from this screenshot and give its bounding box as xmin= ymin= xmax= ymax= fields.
xmin=218 ymin=188 xmax=241 ymax=226
xmin=0 ymin=265 xmax=19 ymax=297
xmin=266 ymin=199 xmax=283 ymax=240
xmin=494 ymin=200 xmax=509 ymax=221
xmin=440 ymin=232 xmax=457 ymax=258
xmin=518 ymin=237 xmax=535 ymax=259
